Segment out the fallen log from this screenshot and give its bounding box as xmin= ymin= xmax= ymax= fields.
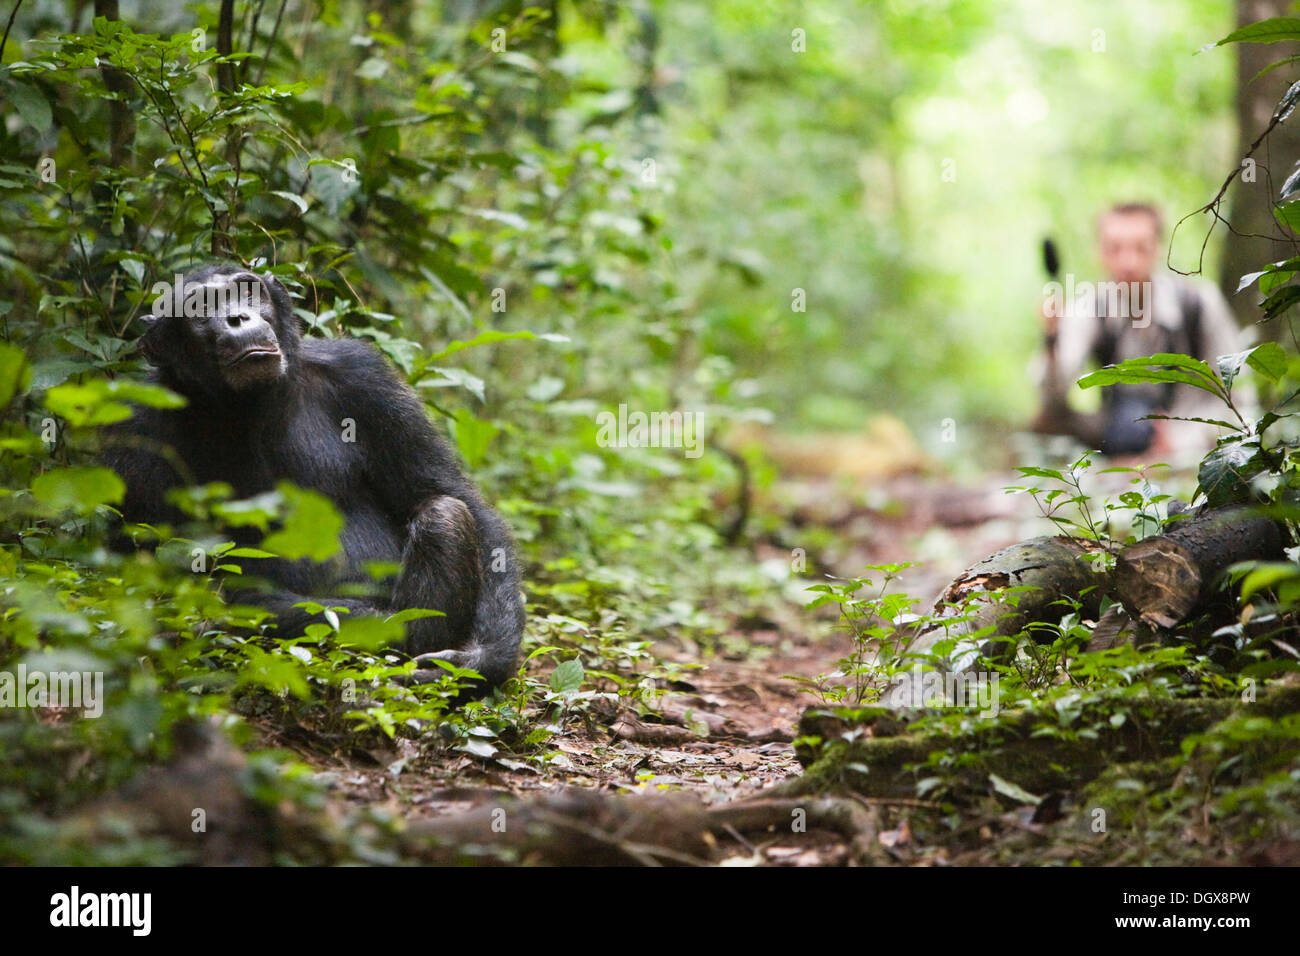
xmin=882 ymin=506 xmax=1292 ymax=709
xmin=1113 ymin=506 xmax=1286 ymax=629
xmin=883 ymin=535 xmax=1111 ymax=707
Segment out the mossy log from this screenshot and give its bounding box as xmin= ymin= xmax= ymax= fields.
xmin=783 ymin=682 xmax=1300 ymax=801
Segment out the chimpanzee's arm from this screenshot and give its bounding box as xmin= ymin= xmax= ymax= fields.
xmin=101 ymin=407 xmax=187 ymax=531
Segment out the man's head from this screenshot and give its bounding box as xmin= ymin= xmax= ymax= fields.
xmin=1096 ymin=202 xmax=1162 ymax=285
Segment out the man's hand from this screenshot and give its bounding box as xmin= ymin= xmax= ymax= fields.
xmin=1040 ymin=297 xmax=1060 ymax=336
xmin=1108 ymin=417 xmax=1174 ymax=467
xmin=1146 ymin=417 xmax=1175 ymax=459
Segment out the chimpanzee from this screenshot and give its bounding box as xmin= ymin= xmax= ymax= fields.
xmin=102 ymin=264 xmax=524 ymax=689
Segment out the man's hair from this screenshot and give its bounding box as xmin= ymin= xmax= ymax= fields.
xmin=1098 ymin=202 xmax=1163 ymax=238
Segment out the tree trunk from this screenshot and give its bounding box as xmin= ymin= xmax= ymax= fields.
xmin=1219 ymin=0 xmax=1300 ymax=334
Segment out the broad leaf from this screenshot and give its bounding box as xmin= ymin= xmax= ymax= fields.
xmin=31 ymin=466 xmax=125 ymax=513
xmin=1246 ymin=341 xmax=1287 ymax=383
xmin=262 ymin=483 xmax=344 ymax=562
xmin=1262 ymin=284 xmax=1300 ymax=318
xmin=1197 ymin=440 xmax=1263 ymax=508
xmin=0 ymin=341 xmax=31 ymax=408
xmin=549 ymin=658 xmax=585 ymax=694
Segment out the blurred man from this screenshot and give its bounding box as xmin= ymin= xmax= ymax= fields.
xmin=1032 ymin=203 xmax=1250 ymax=460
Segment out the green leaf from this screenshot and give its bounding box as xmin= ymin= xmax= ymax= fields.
xmin=1259 ymin=270 xmax=1296 ymax=295
xmin=46 ymin=378 xmax=185 ymax=427
xmin=0 ymin=341 xmax=31 ymax=408
xmin=1252 ymin=54 xmax=1300 ymax=82
xmin=448 ymin=408 xmax=499 ymax=467
xmin=1246 ymin=341 xmax=1287 ymax=383
xmin=1016 ymin=465 xmax=1066 ymax=481
xmin=1161 ymin=415 xmax=1240 ymax=430
xmin=1238 ymin=562 xmax=1300 ymax=601
xmin=427 ymin=366 xmax=486 ymax=402
xmin=423 ymin=330 xmax=536 ymax=363
xmin=1218 ymin=18 xmax=1300 ymax=46
xmin=335 ymin=615 xmax=403 ymax=650
xmin=31 ymin=466 xmax=125 ymax=513
xmin=236 ymin=646 xmax=310 ymax=699
xmin=262 ymin=483 xmax=344 ymax=562
xmin=4 ymin=79 xmax=52 ymax=131
xmin=1078 ymin=353 xmax=1222 ymax=397
xmin=1261 ymin=284 xmax=1300 ymax=319
xmin=385 ymin=608 xmax=444 ymax=624
xmin=1243 ymin=255 xmax=1300 ymax=293
xmin=549 ymin=658 xmax=584 ymax=694
xmin=213 ymin=490 xmax=282 ymax=531
xmin=1275 ymin=201 xmax=1300 ymax=233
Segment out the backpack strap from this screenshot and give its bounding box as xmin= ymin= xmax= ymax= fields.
xmin=1091 ymin=314 xmax=1119 ymax=368
xmin=1160 ymin=282 xmax=1204 ymax=408
xmin=1179 ymin=281 xmax=1203 ymax=360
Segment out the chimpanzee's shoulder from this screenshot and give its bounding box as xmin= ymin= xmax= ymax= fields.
xmin=301 ymin=337 xmax=402 ymax=384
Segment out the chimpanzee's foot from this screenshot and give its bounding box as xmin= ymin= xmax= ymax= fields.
xmin=396 ymin=647 xmax=487 ymax=687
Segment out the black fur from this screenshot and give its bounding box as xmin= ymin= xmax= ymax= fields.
xmin=102 ymin=265 xmax=524 ymax=689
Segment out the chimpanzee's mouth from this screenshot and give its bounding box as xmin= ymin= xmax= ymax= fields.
xmin=226 ymin=346 xmax=281 ymax=366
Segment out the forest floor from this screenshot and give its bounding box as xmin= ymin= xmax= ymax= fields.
xmin=243 ymin=439 xmax=1220 ymax=864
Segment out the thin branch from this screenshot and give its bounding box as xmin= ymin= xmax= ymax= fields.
xmin=253 ymin=0 xmax=288 ymax=87
xmin=0 ymin=0 xmax=23 ymax=63
xmin=1168 ymin=106 xmax=1292 ymax=277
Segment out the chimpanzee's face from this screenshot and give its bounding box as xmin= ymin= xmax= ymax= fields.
xmin=194 ymin=271 xmax=288 ymax=390
xmin=145 ymin=267 xmax=295 ymax=394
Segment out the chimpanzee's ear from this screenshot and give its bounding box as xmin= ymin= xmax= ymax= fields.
xmin=256 ymin=271 xmax=296 ymax=319
xmin=138 ymin=315 xmax=176 ymax=367
xmin=257 ymin=271 xmax=288 ymax=295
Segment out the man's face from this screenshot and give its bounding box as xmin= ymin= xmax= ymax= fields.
xmin=1097 ymin=212 xmax=1159 ymax=285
